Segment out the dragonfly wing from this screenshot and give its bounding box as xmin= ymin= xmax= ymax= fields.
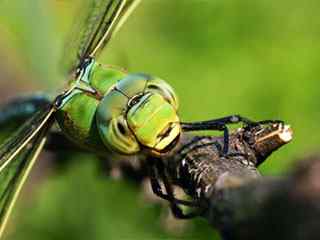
xmin=0 ymin=105 xmax=55 ymax=172
xmin=87 ymin=0 xmax=141 ymax=58
xmin=0 ymin=105 xmax=55 ymax=238
xmin=61 ymin=0 xmax=141 ymax=75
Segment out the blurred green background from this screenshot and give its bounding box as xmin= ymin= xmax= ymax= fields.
xmin=0 ymin=0 xmax=319 ymax=239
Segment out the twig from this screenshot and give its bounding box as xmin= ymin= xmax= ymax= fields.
xmin=161 ymin=122 xmax=320 ymax=240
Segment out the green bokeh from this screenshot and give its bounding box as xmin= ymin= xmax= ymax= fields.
xmin=0 ymin=0 xmax=319 ymax=239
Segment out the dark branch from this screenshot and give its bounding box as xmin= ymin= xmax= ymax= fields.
xmin=205 ymin=155 xmax=320 ymax=240
xmin=161 ymin=122 xmax=319 ymax=240
xmin=164 ymin=122 xmax=292 ymax=199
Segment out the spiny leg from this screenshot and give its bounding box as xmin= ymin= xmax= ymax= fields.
xmin=156 ymin=160 xmax=206 ymax=219
xmin=255 ymin=119 xmax=284 ymax=125
xmin=181 ymin=115 xmax=278 ymax=155
xmin=147 ymin=161 xmax=198 ymax=207
xmin=181 ymin=115 xmax=284 ymax=131
xmin=181 ymin=115 xmax=255 ymax=131
xmin=148 ymin=158 xmax=204 ymax=219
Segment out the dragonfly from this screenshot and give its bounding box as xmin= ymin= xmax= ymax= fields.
xmin=0 ymin=0 xmax=273 ymax=237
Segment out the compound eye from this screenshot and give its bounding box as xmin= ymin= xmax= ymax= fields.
xmin=146 ymin=78 xmax=179 ymax=110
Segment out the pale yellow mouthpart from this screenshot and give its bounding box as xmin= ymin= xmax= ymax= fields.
xmin=154 ymin=122 xmax=181 ymax=151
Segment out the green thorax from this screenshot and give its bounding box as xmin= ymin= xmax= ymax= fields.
xmin=55 ymin=62 xmax=126 ymax=153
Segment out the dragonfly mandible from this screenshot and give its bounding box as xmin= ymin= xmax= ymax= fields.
xmin=0 ymin=0 xmax=271 ymax=237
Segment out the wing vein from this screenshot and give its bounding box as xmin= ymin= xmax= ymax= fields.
xmin=89 ymin=0 xmax=126 ymax=57
xmin=0 ymin=115 xmax=54 ymax=238
xmin=0 ymin=106 xmax=55 ymax=173
xmin=0 ymin=136 xmax=47 ymax=238
xmin=61 ymin=0 xmax=141 ymax=74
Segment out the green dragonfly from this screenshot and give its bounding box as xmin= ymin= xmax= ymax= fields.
xmin=0 ymin=0 xmax=267 ymax=237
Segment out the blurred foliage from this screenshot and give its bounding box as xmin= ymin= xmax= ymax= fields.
xmin=0 ymin=0 xmax=319 ymax=239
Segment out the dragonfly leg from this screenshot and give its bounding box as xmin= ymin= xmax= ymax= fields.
xmin=181 ymin=115 xmax=255 ymax=131
xmin=181 ymin=115 xmax=257 ymax=154
xmin=254 ymin=119 xmax=284 ymax=125
xmin=148 ymin=158 xmax=205 ymax=219
xmin=181 ymin=116 xmax=284 ymax=155
xmin=148 ymin=165 xmax=198 ymax=207
xmin=181 ymin=115 xmax=284 ymax=132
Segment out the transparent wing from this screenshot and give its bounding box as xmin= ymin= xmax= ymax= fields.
xmin=0 ymin=105 xmax=55 ymax=171
xmin=61 ymin=0 xmax=141 ymax=75
xmin=0 ymin=105 xmax=55 ymax=237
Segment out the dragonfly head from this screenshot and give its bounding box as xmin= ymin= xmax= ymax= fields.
xmin=96 ymin=74 xmax=180 ymax=155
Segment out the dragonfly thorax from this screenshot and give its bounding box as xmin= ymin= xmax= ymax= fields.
xmin=96 ymin=73 xmax=181 ymax=155
xmin=56 ymin=62 xmax=180 ymax=156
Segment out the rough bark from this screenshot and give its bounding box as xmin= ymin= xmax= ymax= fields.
xmin=163 ymin=123 xmax=320 ymax=240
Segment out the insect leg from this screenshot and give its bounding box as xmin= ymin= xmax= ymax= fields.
xmin=181 ymin=115 xmax=284 ymax=132
xmin=181 ymin=115 xmax=255 ymax=154
xmin=181 ymin=115 xmax=256 ymax=131
xmin=152 ymin=159 xmax=205 ymax=219
xmin=181 ymin=116 xmax=283 ymax=155
xmin=147 ymin=161 xmax=198 ymax=207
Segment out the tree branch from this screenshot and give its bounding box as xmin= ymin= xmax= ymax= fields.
xmin=162 ymin=122 xmax=320 ymax=240
xmin=206 ymin=155 xmax=320 ymax=240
